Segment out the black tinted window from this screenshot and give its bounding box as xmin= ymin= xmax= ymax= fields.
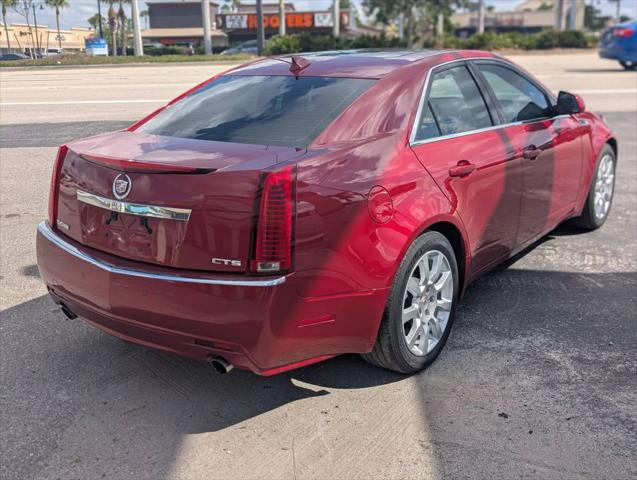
xmin=415 ymin=65 xmax=492 ymax=141
xmin=478 ymin=64 xmax=551 ymax=122
xmin=137 ymin=75 xmax=375 ymax=148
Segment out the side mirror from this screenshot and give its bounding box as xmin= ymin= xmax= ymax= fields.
xmin=557 ymin=91 xmax=585 ymax=114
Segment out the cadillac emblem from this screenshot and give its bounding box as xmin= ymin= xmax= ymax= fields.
xmin=112 ymin=173 xmax=132 ymax=200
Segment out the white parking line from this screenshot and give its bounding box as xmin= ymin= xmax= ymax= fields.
xmin=575 ymin=89 xmax=637 ymax=94
xmin=0 ymin=99 xmax=168 ymax=106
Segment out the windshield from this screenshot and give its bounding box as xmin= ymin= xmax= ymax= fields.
xmin=137 ymin=75 xmax=375 ymax=148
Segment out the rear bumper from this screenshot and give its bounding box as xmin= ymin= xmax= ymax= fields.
xmin=36 ymin=222 xmax=387 ymax=375
xmin=599 ymin=46 xmax=637 ymax=63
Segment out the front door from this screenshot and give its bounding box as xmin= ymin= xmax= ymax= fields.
xmin=475 ymin=62 xmax=583 ymax=245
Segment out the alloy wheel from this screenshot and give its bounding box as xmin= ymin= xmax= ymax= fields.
xmin=401 ymin=250 xmax=454 ymax=356
xmin=594 ymin=154 xmax=615 ymax=220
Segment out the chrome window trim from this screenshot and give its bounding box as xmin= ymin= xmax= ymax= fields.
xmin=408 ymin=57 xmax=560 ymax=147
xmin=37 ymin=221 xmax=286 ymax=287
xmin=77 ymin=190 xmax=192 ymax=222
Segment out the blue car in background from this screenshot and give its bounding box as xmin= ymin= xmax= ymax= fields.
xmin=600 ymin=20 xmax=637 ymax=70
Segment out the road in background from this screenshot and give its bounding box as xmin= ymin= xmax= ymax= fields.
xmin=1 ymin=52 xmax=636 ymax=479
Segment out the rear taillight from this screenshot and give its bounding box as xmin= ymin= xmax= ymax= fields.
xmin=48 ymin=145 xmax=68 ymax=227
xmin=613 ymin=28 xmax=635 ymax=38
xmin=251 ymin=166 xmax=295 ymax=274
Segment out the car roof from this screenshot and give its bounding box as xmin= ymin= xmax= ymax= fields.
xmin=229 ymin=49 xmax=454 ymax=78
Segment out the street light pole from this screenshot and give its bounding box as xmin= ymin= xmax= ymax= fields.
xmin=131 ymin=0 xmax=143 ymax=56
xmin=332 ymin=0 xmax=340 ymax=37
xmin=555 ymin=0 xmax=565 ymax=31
xmin=32 ymin=2 xmax=40 ymax=55
xmin=256 ymin=0 xmax=264 ymax=55
xmin=477 ymin=0 xmax=485 ymax=34
xmin=568 ymin=0 xmax=578 ymax=30
xmin=278 ymin=0 xmax=285 ymax=36
xmin=202 ymin=0 xmax=212 ymax=55
xmin=97 ymin=0 xmax=104 ymax=38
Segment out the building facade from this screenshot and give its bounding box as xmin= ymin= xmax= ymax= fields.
xmin=0 ymin=23 xmax=93 ymax=54
xmin=452 ymin=0 xmax=585 ymax=35
xmin=142 ymin=1 xmax=358 ymax=48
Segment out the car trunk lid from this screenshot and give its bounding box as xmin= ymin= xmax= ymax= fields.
xmin=53 ymin=130 xmax=303 ymax=273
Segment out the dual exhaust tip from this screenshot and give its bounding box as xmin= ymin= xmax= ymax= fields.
xmin=59 ymin=303 xmax=234 ymax=374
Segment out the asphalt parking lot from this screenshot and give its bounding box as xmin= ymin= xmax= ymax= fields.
xmin=1 ymin=51 xmax=636 ymax=480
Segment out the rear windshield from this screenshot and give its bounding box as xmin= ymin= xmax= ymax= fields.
xmin=137 ymin=75 xmax=375 ymax=148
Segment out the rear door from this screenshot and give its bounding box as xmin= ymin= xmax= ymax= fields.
xmin=410 ymin=62 xmax=523 ymax=275
xmin=473 ymin=61 xmax=582 ymax=245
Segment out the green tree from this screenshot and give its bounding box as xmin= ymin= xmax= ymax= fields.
xmin=363 ymin=0 xmax=466 ymax=46
xmin=87 ymin=12 xmax=108 ymax=37
xmin=1 ymin=0 xmax=18 ymax=51
xmin=140 ymin=9 xmax=148 ymax=29
xmin=45 ymin=0 xmax=69 ymax=49
xmin=117 ymin=0 xmax=130 ymax=56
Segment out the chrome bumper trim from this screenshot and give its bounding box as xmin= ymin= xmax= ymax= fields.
xmin=37 ymin=222 xmax=286 ymax=287
xmin=77 ymin=190 xmax=192 ymax=222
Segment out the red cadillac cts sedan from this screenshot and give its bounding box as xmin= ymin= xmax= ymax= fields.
xmin=37 ymin=50 xmax=617 ymax=375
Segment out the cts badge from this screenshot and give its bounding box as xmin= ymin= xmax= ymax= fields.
xmin=212 ymin=258 xmax=242 ymax=267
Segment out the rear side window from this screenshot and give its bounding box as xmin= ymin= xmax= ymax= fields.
xmin=415 ymin=65 xmax=493 ymax=141
xmin=478 ymin=64 xmax=551 ymax=123
xmin=137 ymin=75 xmax=375 ymax=148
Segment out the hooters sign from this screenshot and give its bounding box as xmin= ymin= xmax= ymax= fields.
xmin=216 ymin=12 xmax=350 ymax=31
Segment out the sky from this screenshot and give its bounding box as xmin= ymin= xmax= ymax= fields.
xmin=3 ymin=0 xmax=636 ymax=31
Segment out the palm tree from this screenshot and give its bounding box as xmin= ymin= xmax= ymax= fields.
xmin=117 ymin=0 xmax=130 ymax=56
xmin=140 ymin=9 xmax=148 ymax=29
xmin=1 ymin=0 xmax=18 ymax=51
xmin=45 ymin=0 xmax=69 ymax=50
xmin=100 ymin=0 xmax=118 ymax=55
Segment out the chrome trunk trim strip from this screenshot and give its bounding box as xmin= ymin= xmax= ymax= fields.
xmin=76 ymin=190 xmax=192 ymax=222
xmin=37 ymin=222 xmax=286 ymax=287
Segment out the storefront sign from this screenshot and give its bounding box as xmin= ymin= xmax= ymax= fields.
xmin=85 ymin=38 xmax=108 ymax=56
xmin=216 ymin=11 xmax=349 ymax=31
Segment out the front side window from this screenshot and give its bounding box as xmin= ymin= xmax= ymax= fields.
xmin=414 ymin=65 xmax=493 ymax=141
xmin=478 ymin=64 xmax=551 ymax=123
xmin=138 ymin=75 xmax=375 ymax=148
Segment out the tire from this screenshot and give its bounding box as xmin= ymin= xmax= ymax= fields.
xmin=571 ymin=144 xmax=616 ymax=230
xmin=620 ymin=61 xmax=637 ymax=71
xmin=362 ymin=231 xmax=459 ymax=374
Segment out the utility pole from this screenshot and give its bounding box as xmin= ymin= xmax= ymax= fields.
xmin=256 ymin=0 xmax=264 ymax=55
xmin=568 ymin=0 xmax=577 ymax=30
xmin=32 ymin=2 xmax=40 ymax=55
xmin=332 ymin=0 xmax=339 ymax=37
xmin=278 ymin=0 xmax=285 ymax=36
xmin=131 ymin=0 xmax=143 ymax=56
xmin=477 ymin=0 xmax=485 ymax=34
xmin=202 ymin=0 xmax=212 ymax=55
xmin=96 ymin=0 xmax=104 ymax=38
xmin=349 ymin=1 xmax=356 ymax=32
xmin=555 ymin=0 xmax=565 ymax=31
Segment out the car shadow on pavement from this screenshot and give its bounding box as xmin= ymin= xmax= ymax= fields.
xmin=2 ymin=250 xmax=635 ymax=479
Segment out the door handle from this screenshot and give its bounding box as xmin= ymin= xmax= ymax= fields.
xmin=449 ymin=160 xmax=476 ymax=178
xmin=523 ymin=146 xmax=541 ymax=160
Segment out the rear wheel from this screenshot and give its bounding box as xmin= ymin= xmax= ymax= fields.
xmin=620 ymin=61 xmax=637 ymax=70
xmin=571 ymin=144 xmax=616 ymax=230
xmin=362 ymin=231 xmax=459 ymax=374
